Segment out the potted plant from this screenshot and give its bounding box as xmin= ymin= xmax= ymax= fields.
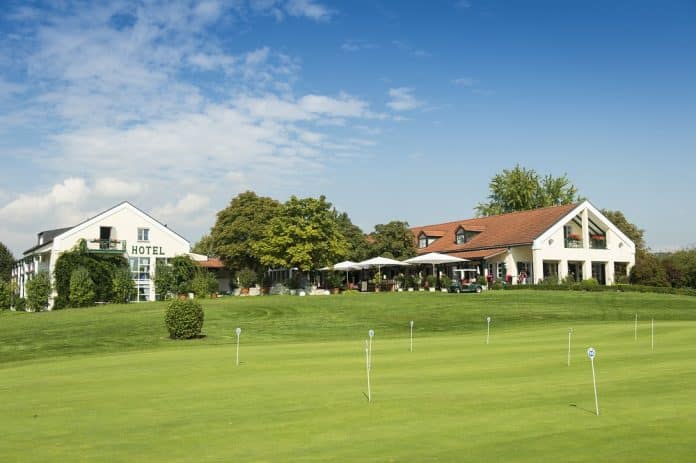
xmin=426 ymin=275 xmax=437 ymax=292
xmin=287 ymin=273 xmax=301 ymax=295
xmin=260 ymin=273 xmax=272 ymax=295
xmin=326 ymin=272 xmax=343 ymax=294
xmin=236 ymin=268 xmax=257 ymax=296
xmin=373 ymin=272 xmax=382 ymax=292
xmin=439 ymin=275 xmax=451 ymax=292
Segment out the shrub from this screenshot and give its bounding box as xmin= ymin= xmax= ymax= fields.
xmin=26 ymin=271 xmax=51 ymax=312
xmin=69 ymin=266 xmax=96 ymax=307
xmin=112 ymin=267 xmax=136 ymax=303
xmin=326 ymin=271 xmax=344 ymax=289
xmin=164 ymin=299 xmax=205 ymax=339
xmin=490 ymin=281 xmax=504 ymax=290
xmin=154 ymin=263 xmax=176 ymax=300
xmin=0 ymin=280 xmax=11 ymax=310
xmin=425 ymin=275 xmax=437 ymax=288
xmin=191 ymin=270 xmax=218 ymax=298
xmin=237 ymin=268 xmax=257 ymax=289
xmin=14 ymin=297 xmax=26 ymax=311
xmin=439 ymin=275 xmax=451 ymax=289
xmin=580 ymin=278 xmax=601 ymax=291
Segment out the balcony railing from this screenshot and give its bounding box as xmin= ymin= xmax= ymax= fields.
xmin=590 ymin=238 xmax=607 ymax=249
xmin=564 ymin=238 xmax=583 ymax=249
xmin=86 ymin=239 xmax=127 ymax=253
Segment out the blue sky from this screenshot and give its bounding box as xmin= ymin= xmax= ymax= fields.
xmin=1 ymin=0 xmax=695 ymax=256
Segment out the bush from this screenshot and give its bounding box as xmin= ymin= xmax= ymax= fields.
xmin=191 ymin=270 xmax=218 ymax=298
xmin=69 ymin=266 xmax=96 ymax=307
xmin=154 ymin=263 xmax=176 ymax=300
xmin=326 ymin=271 xmax=344 ymax=289
xmin=0 ymin=280 xmax=11 ymax=310
xmin=164 ymin=299 xmax=205 ymax=339
xmin=112 ymin=267 xmax=136 ymax=303
xmin=14 ymin=297 xmax=26 ymax=311
xmin=425 ymin=275 xmax=437 ymax=289
xmin=580 ymin=278 xmax=601 ymax=291
xmin=26 ymin=271 xmax=51 ymax=312
xmin=237 ymin=268 xmax=257 ymax=289
xmin=439 ymin=275 xmax=451 ymax=289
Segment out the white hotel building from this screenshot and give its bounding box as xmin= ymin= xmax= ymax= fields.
xmin=12 ymin=202 xmax=193 ymax=307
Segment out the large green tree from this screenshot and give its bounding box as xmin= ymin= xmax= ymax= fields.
xmin=369 ymin=221 xmax=416 ymax=259
xmin=334 ymin=211 xmax=370 ymax=262
xmin=210 ymin=191 xmax=281 ymax=271
xmin=0 ymin=241 xmax=14 ymax=282
xmin=254 ymin=195 xmax=349 ymax=271
xmin=191 ymin=233 xmax=215 ymax=256
xmin=26 ymin=271 xmax=51 ymax=312
xmin=476 ymin=165 xmax=581 ymax=216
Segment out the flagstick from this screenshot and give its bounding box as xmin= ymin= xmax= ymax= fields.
xmin=365 ymin=340 xmax=371 ymax=403
xmin=235 ymin=327 xmax=241 ymax=366
xmin=410 ymin=320 xmax=414 ymax=352
xmin=567 ymin=329 xmax=573 ymax=367
xmin=651 ymin=318 xmax=654 ymax=352
xmin=587 ymin=347 xmax=599 ymax=416
xmin=368 ymin=329 xmax=375 ymax=369
xmin=486 ymin=316 xmax=491 ymax=345
xmin=634 ymin=313 xmax=638 ymax=341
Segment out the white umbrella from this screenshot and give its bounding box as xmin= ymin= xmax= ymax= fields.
xmin=404 ymin=252 xmax=469 ymax=282
xmin=332 ymin=260 xmax=360 ymax=286
xmin=356 ymin=256 xmax=410 ymax=280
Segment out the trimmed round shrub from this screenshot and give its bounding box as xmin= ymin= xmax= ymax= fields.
xmin=165 ymin=299 xmax=205 ymax=339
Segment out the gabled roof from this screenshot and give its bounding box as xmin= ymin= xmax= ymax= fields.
xmin=412 ymin=203 xmax=580 ymax=255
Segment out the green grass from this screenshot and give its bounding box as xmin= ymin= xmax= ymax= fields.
xmin=1 ymin=291 xmax=696 ymax=461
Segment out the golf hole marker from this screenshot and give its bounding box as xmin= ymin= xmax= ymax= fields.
xmin=368 ymin=329 xmax=375 ymax=370
xmin=365 ymin=339 xmax=371 ymax=403
xmin=634 ymin=313 xmax=638 ymax=341
xmin=235 ymin=327 xmax=241 ymax=366
xmin=587 ymin=347 xmax=599 ymax=416
xmin=567 ymin=328 xmax=574 ymax=367
xmin=651 ymin=318 xmax=654 ymax=352
xmin=410 ymin=320 xmax=414 ymax=352
xmin=486 ymin=316 xmax=491 ymax=345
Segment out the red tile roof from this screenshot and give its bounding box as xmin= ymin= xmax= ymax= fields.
xmin=412 ymin=203 xmax=579 ymax=256
xmin=195 ymin=257 xmax=226 ymax=269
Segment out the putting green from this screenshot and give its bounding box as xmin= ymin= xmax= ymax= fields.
xmin=2 ymin=320 xmax=695 ymax=462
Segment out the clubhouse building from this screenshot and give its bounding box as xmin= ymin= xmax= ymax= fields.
xmin=12 ymin=202 xmax=195 ymax=307
xmin=412 ymin=201 xmax=635 ymax=285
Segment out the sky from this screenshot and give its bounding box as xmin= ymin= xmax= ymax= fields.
xmin=1 ymin=0 xmax=695 ymax=257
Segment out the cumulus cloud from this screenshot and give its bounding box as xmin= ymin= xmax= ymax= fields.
xmin=386 ymin=87 xmax=423 ymax=111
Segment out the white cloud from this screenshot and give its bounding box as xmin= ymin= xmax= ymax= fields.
xmin=95 ymin=178 xmax=144 ymax=197
xmin=154 ymin=193 xmax=211 ymax=222
xmin=341 ymin=39 xmax=377 ymax=52
xmin=452 ymin=77 xmax=475 ymax=87
xmin=386 ymin=87 xmax=423 ymax=111
xmin=285 ymin=0 xmax=335 ymax=22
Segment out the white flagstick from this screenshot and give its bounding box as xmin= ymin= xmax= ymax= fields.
xmin=410 ymin=320 xmax=414 ymax=352
xmin=235 ymin=327 xmax=241 ymax=366
xmin=634 ymin=313 xmax=638 ymax=341
xmin=587 ymin=347 xmax=599 ymax=416
xmin=567 ymin=328 xmax=573 ymax=367
xmin=368 ymin=329 xmax=375 ymax=370
xmin=651 ymin=318 xmax=654 ymax=352
xmin=365 ymin=340 xmax=371 ymax=403
xmin=486 ymin=316 xmax=491 ymax=345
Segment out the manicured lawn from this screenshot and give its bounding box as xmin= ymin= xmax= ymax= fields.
xmin=1 ymin=291 xmax=695 ymax=461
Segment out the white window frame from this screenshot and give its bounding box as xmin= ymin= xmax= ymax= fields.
xmin=138 ymin=227 xmax=150 ymax=242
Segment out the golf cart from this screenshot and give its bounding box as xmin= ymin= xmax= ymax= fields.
xmin=449 ymin=269 xmax=483 ymax=293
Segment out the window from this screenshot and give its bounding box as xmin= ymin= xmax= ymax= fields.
xmin=497 ymin=262 xmax=506 ymax=279
xmin=130 ymin=257 xmax=150 ymax=280
xmin=138 ymin=228 xmax=150 ymax=241
xmin=418 ymin=234 xmax=427 ymax=249
xmin=456 ymin=228 xmax=466 ymax=245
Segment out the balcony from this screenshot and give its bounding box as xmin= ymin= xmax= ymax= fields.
xmin=590 ymin=236 xmax=607 ymax=249
xmin=86 ymin=239 xmax=127 ymax=254
xmin=564 ymin=238 xmax=583 ymax=249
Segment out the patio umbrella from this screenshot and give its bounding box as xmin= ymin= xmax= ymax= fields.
xmin=332 ymin=260 xmax=360 ymax=285
xmin=404 ymin=252 xmax=469 ymax=281
xmin=356 ymin=256 xmax=410 ymax=279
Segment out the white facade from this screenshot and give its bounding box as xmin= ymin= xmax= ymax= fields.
xmin=481 ymin=202 xmax=635 ymax=285
xmin=13 ymin=202 xmax=191 ymax=308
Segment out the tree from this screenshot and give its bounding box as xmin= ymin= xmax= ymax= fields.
xmin=191 ymin=269 xmax=218 ymax=298
xmin=0 ymin=241 xmax=14 ymax=282
xmin=369 ymin=221 xmax=416 ymax=259
xmin=476 ymin=165 xmax=580 ymax=216
xmin=210 ymin=191 xmax=281 ymax=271
xmin=112 ymin=267 xmax=136 ymax=303
xmin=154 ymin=262 xmax=176 ymax=300
xmin=334 ymin=211 xmax=370 ymax=262
xmin=0 ymin=280 xmax=11 ymax=310
xmin=630 ymin=251 xmax=669 ymax=287
xmin=69 ymin=267 xmax=96 ymax=307
xmin=171 ymin=255 xmax=197 ymax=294
xmin=600 ymin=209 xmax=646 ymax=252
xmin=191 ymin=234 xmax=215 ymax=256
xmin=254 ymin=195 xmax=349 ymax=271
xmin=26 ymin=271 xmax=51 ymax=312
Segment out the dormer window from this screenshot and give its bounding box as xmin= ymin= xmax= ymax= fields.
xmin=456 ymin=228 xmax=466 ymax=245
xmin=418 ymin=233 xmax=428 ymax=249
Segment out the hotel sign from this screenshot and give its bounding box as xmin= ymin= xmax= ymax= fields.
xmin=131 ymin=245 xmax=165 ymax=256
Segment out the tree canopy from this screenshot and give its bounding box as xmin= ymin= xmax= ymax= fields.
xmin=600 ymin=209 xmax=646 ymax=252
xmin=369 ymin=221 xmax=416 ymax=259
xmin=254 ymin=195 xmax=349 ymax=271
xmin=0 ymin=241 xmax=14 ymax=282
xmin=334 ymin=211 xmax=370 ymax=262
xmin=476 ymin=165 xmax=581 ymax=216
xmin=210 ymin=191 xmax=281 ymax=271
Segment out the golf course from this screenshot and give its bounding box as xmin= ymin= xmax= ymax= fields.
xmin=2 ymin=291 xmax=696 ymax=462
